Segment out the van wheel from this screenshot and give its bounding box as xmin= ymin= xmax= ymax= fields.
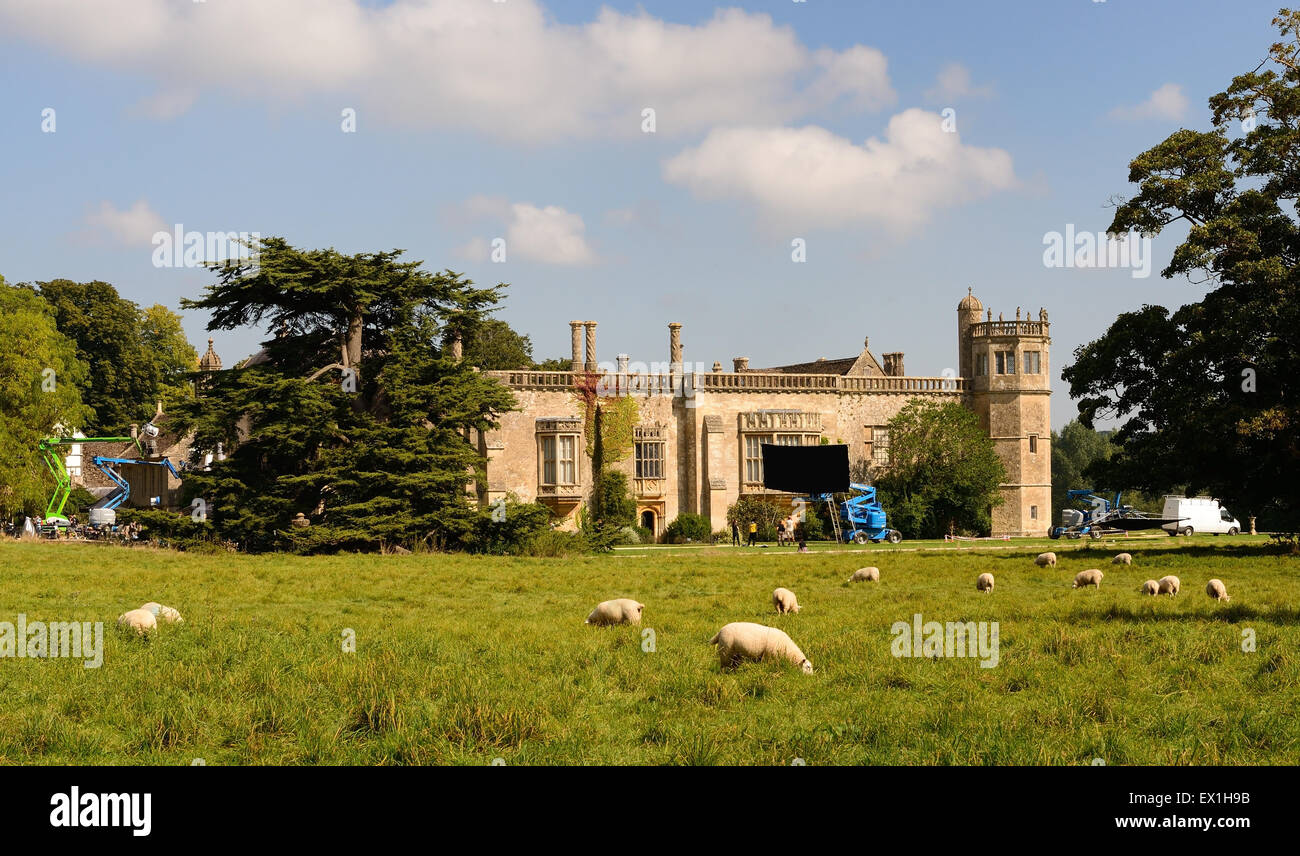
xmin=1180 ymin=526 xmax=1194 ymax=537
xmin=1228 ymin=527 xmax=1239 ymax=536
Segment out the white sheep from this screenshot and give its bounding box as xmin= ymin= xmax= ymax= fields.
xmin=1205 ymin=579 xmax=1231 ymax=602
xmin=772 ymin=587 xmax=801 ymax=614
xmin=848 ymin=567 xmax=880 ymax=583
xmin=1140 ymin=580 xmax=1159 ymax=596
xmin=710 ymin=622 xmax=813 ymax=674
xmin=976 ymin=572 xmax=995 ymax=593
xmin=1112 ymin=553 xmax=1133 ymax=565
xmin=1157 ymin=575 xmax=1181 ymax=596
xmin=1072 ymin=569 xmax=1104 ymax=589
xmin=1034 ymin=552 xmax=1057 ymax=568
xmin=117 ymin=608 xmax=157 ymax=636
xmin=140 ymin=602 xmax=184 ymax=624
xmin=585 ymin=598 xmax=644 ymax=626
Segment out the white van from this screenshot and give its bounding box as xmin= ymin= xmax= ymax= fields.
xmin=1161 ymin=496 xmax=1241 ymax=536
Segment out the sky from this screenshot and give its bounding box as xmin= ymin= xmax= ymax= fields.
xmin=0 ymin=0 xmax=1283 ymax=429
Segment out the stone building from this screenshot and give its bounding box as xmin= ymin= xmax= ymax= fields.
xmin=478 ymin=289 xmax=1051 ymax=538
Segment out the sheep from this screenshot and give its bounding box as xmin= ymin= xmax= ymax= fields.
xmin=848 ymin=567 xmax=880 ymax=583
xmin=116 ymin=608 xmax=157 ymax=636
xmin=1112 ymin=552 xmax=1133 ymax=565
xmin=1206 ymin=579 xmax=1231 ymax=602
xmin=140 ymin=602 xmax=184 ymax=624
xmin=1140 ymin=580 xmax=1160 ymax=596
xmin=1034 ymin=552 xmax=1057 ymax=568
xmin=1157 ymin=575 xmax=1181 ymax=596
xmin=709 ymin=622 xmax=813 ymax=674
xmin=976 ymin=572 xmax=995 ymax=593
xmin=1072 ymin=569 xmax=1104 ymax=589
xmin=772 ymin=587 xmax=801 ymax=615
xmin=585 ymin=598 xmax=644 ymax=626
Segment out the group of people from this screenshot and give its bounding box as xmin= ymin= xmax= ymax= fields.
xmin=730 ymin=516 xmax=809 ymax=552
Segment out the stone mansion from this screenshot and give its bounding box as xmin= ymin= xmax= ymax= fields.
xmin=477 ymin=289 xmax=1052 ymax=538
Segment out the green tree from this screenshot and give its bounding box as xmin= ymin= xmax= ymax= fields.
xmin=534 ymin=357 xmax=572 ymax=372
xmin=34 ymin=279 xmax=162 ymax=432
xmin=0 ymin=278 xmax=93 ymax=518
xmin=461 ymin=319 xmax=534 ymax=370
xmin=141 ymin=304 xmax=199 ymax=412
xmin=1064 ymin=9 xmax=1300 ymax=531
xmin=173 ymin=239 xmax=517 ymax=552
xmin=874 ymin=400 xmax=1005 ymax=538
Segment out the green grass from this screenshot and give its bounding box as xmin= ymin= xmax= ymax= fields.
xmin=0 ymin=535 xmax=1294 ymax=765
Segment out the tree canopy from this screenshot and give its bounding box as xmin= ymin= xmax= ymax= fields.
xmin=174 ymin=238 xmax=519 ymax=552
xmin=1064 ymin=8 xmax=1300 ymax=530
xmin=873 ymin=400 xmax=1006 ymax=538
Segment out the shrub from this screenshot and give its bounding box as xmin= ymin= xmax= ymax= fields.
xmin=664 ymin=512 xmax=713 ymax=544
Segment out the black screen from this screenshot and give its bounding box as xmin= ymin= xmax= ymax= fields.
xmin=760 ymin=443 xmax=850 ymax=494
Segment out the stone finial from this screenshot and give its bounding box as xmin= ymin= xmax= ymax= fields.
xmin=987 ymin=309 xmax=992 ymax=321
xmin=998 ymin=313 xmax=1004 ymax=322
xmin=198 ymin=338 xmax=222 ymax=372
xmin=863 ymin=336 xmax=870 ymax=351
xmin=291 ymin=512 xmax=310 ymax=528
xmin=1016 ymin=307 xmax=1021 ymax=320
xmin=1039 ymin=307 xmax=1049 ymax=322
xmin=712 ymin=361 xmax=722 ymax=373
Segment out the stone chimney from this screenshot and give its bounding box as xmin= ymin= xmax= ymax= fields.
xmin=883 ymin=352 xmax=905 ymax=377
xmin=733 ymin=357 xmax=749 ymax=372
xmin=569 ymin=321 xmax=583 ymax=372
xmin=583 ymin=321 xmax=597 ymax=372
xmin=668 ymin=322 xmax=683 ymax=374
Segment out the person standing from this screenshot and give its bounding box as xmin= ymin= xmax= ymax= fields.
xmin=747 ymin=520 xmax=758 ymax=547
xmin=731 ymin=520 xmax=740 ymax=546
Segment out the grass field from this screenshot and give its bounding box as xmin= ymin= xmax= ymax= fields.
xmin=0 ymin=535 xmax=1295 ymax=765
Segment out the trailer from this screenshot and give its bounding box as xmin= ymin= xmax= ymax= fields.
xmin=1049 ymin=489 xmax=1185 ymax=540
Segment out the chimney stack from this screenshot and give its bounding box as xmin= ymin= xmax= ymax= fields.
xmin=668 ymin=322 xmax=683 ymax=374
xmin=733 ymin=357 xmax=749 ymax=372
xmin=569 ymin=321 xmax=583 ymax=372
xmin=583 ymin=321 xmax=597 ymax=371
xmin=617 ymin=353 xmax=629 ymax=373
xmin=883 ymin=352 xmax=905 ymax=377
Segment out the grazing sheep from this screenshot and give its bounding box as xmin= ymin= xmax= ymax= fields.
xmin=1112 ymin=552 xmax=1133 ymax=565
xmin=1206 ymin=579 xmax=1231 ymax=602
xmin=848 ymin=567 xmax=880 ymax=583
xmin=1157 ymin=575 xmax=1181 ymax=596
xmin=976 ymin=572 xmax=995 ymax=593
xmin=772 ymin=587 xmax=801 ymax=614
xmin=116 ymin=608 xmax=157 ymax=636
xmin=1072 ymin=569 xmax=1104 ymax=589
xmin=1035 ymin=552 xmax=1057 ymax=568
xmin=585 ymin=598 xmax=644 ymax=626
xmin=140 ymin=602 xmax=183 ymax=624
xmin=1140 ymin=580 xmax=1160 ymax=596
xmin=709 ymin=622 xmax=813 ymax=674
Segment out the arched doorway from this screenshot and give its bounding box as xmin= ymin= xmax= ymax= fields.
xmin=640 ymin=509 xmax=656 ymax=533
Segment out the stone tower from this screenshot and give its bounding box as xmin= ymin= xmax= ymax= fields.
xmin=963 ymin=297 xmax=1052 ymax=536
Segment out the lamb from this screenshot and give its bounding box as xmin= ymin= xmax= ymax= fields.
xmin=1205 ymin=579 xmax=1231 ymax=602
xmin=140 ymin=602 xmax=184 ymax=624
xmin=848 ymin=567 xmax=880 ymax=583
xmin=116 ymin=608 xmax=157 ymax=636
xmin=584 ymin=598 xmax=644 ymax=626
xmin=772 ymin=587 xmax=801 ymax=614
xmin=1140 ymin=580 xmax=1160 ymax=596
xmin=976 ymin=572 xmax=995 ymax=593
xmin=709 ymin=622 xmax=813 ymax=674
xmin=1034 ymin=552 xmax=1057 ymax=568
xmin=1112 ymin=553 xmax=1133 ymax=565
xmin=1072 ymin=569 xmax=1104 ymax=589
xmin=1157 ymin=575 xmax=1181 ymax=596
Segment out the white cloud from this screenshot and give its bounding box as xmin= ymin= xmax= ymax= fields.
xmin=924 ymin=63 xmax=993 ymax=102
xmin=1109 ymin=83 xmax=1188 ymax=121
xmin=456 ymin=197 xmax=596 ymax=265
xmin=0 ymin=0 xmax=895 ymax=141
xmin=84 ymin=199 xmax=168 ymax=245
xmin=662 ymin=110 xmax=1017 ymax=232
xmin=128 ymin=88 xmax=198 ymax=120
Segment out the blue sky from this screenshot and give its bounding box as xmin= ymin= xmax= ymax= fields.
xmin=0 ymin=0 xmax=1282 ymax=429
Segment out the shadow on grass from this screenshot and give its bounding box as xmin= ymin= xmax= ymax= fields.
xmin=1061 ymin=603 xmax=1300 ymax=625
